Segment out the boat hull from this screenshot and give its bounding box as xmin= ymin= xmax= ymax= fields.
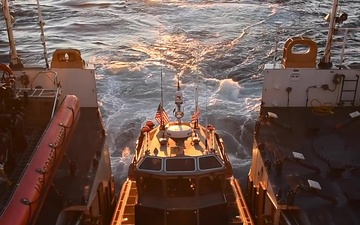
xmin=111 ymin=177 xmax=254 ymax=225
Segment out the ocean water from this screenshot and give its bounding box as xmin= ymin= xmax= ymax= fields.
xmin=2 ymin=0 xmax=359 ymax=186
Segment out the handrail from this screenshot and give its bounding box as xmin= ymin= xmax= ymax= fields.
xmin=231 ymin=178 xmax=255 ymax=225
xmin=51 ymin=84 xmax=61 ymax=118
xmin=274 ymin=26 xmax=360 ymax=31
xmin=338 ymin=28 xmax=349 ymax=67
xmin=111 ymin=180 xmax=133 ymax=225
xmin=29 ymin=70 xmax=61 ymax=118
xmin=30 ymin=70 xmax=58 ymax=90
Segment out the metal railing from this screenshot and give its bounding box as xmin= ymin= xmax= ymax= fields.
xmin=29 ymin=70 xmax=61 ymax=118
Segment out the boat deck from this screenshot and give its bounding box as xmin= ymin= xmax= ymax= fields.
xmin=36 ymin=107 xmax=107 ymax=225
xmin=255 ymin=106 xmax=360 ymax=225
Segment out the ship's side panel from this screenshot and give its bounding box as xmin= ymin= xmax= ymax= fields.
xmin=262 ymin=67 xmax=360 ymax=107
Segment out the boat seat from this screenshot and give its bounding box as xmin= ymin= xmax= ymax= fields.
xmin=51 ymin=49 xmax=86 ymax=69
xmin=282 ymin=37 xmax=318 ymax=68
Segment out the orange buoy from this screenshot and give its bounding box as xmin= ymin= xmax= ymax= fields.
xmin=141 ymin=126 xmax=151 ymax=133
xmin=145 ymin=120 xmax=155 ymax=129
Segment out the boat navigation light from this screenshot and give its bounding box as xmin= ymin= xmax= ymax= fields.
xmin=174 ymin=90 xmax=184 ymax=119
xmin=64 ymin=53 xmax=69 ymax=62
xmin=175 ymin=91 xmax=183 ymax=104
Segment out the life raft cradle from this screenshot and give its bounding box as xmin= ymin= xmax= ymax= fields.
xmin=281 ymin=37 xmax=318 ymax=68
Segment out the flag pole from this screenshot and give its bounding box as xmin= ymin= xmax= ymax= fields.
xmin=159 ymin=46 xmax=167 ymax=129
xmin=160 ymin=63 xmax=164 ymax=128
xmin=194 ymin=73 xmax=199 ymax=128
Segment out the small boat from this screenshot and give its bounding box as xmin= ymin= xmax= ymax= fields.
xmin=0 ymin=1 xmax=116 ymax=224
xmin=111 ymin=70 xmax=254 ymax=225
xmin=247 ymin=0 xmax=360 ymax=224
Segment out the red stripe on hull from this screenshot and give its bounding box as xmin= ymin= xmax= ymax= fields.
xmin=0 ymin=95 xmax=80 ymax=225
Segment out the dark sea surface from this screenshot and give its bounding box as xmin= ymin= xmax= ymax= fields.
xmin=1 ymin=0 xmax=359 ymax=187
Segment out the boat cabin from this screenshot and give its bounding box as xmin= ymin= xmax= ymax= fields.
xmin=126 ymin=123 xmax=234 ymax=225
xmin=133 ymin=155 xmax=229 ymax=225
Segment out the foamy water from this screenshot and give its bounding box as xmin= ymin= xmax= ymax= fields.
xmin=2 ymin=0 xmax=359 ymax=186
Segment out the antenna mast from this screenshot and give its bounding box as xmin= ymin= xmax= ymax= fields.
xmin=195 ymin=73 xmax=199 ymax=111
xmin=36 ymin=0 xmax=49 ymax=69
xmin=2 ymin=0 xmax=23 ymax=70
xmin=319 ymin=0 xmax=339 ymax=69
xmin=193 ymin=72 xmax=200 ymax=128
xmin=174 ymin=71 xmax=184 ymax=122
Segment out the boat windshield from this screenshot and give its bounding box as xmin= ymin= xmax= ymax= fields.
xmin=166 ymin=178 xmax=196 ymax=197
xmin=138 ymin=176 xmax=163 ymax=196
xmin=199 ymin=175 xmax=222 ymax=196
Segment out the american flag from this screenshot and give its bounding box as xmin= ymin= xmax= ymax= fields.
xmin=155 ymin=102 xmax=170 ymax=125
xmin=191 ymin=106 xmax=200 ymax=123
